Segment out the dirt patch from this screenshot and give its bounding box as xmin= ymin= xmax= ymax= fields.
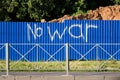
xmin=43 ymin=5 xmax=120 ymax=22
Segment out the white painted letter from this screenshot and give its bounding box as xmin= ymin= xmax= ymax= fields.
xmin=68 ymin=24 xmax=84 ymax=38
xmin=27 ymin=23 xmax=43 ymax=42
xmin=27 ymin=23 xmax=36 ymax=42
xmin=47 ymin=26 xmax=67 ymax=41
xmin=34 ymin=24 xmax=43 ymax=37
xmin=86 ymin=23 xmax=98 ymax=42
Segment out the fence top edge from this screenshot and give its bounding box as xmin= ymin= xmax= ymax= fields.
xmin=0 ymin=20 xmax=120 ymax=23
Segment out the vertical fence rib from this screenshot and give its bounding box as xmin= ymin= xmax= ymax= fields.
xmin=5 ymin=43 xmax=9 ymax=76
xmin=66 ymin=43 xmax=69 ymax=76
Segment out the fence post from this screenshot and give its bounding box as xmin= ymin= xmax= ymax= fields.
xmin=66 ymin=43 xmax=69 ymax=76
xmin=36 ymin=44 xmax=39 ymax=69
xmin=5 ymin=43 xmax=9 ymax=76
xmin=96 ymin=44 xmax=99 ymax=71
xmin=36 ymin=44 xmax=39 ymax=62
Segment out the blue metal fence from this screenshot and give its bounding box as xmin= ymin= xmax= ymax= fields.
xmin=0 ymin=20 xmax=120 ymax=43
xmin=0 ymin=20 xmax=120 ymax=61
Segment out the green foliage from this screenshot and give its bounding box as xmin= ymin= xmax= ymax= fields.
xmin=86 ymin=0 xmax=115 ymax=10
xmin=0 ymin=0 xmax=55 ymax=21
xmin=27 ymin=0 xmax=55 ymax=21
xmin=51 ymin=0 xmax=87 ymax=19
xmin=114 ymin=0 xmax=120 ymax=4
xmin=72 ymin=0 xmax=87 ymax=15
xmin=0 ymin=0 xmax=28 ymax=21
xmin=0 ymin=0 xmax=119 ymax=21
xmin=0 ymin=0 xmax=87 ymax=21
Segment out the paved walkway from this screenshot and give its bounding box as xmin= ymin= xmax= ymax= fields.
xmin=0 ymin=72 xmax=120 ymax=80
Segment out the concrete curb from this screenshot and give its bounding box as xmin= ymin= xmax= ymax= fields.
xmin=45 ymin=75 xmax=74 ymax=80
xmin=0 ymin=75 xmax=120 ymax=80
xmin=15 ymin=76 xmax=30 ymax=80
xmin=75 ymin=75 xmax=105 ymax=80
xmin=31 ymin=75 xmax=45 ymax=80
xmin=1 ymin=75 xmax=14 ymax=80
xmin=105 ymin=75 xmax=120 ymax=80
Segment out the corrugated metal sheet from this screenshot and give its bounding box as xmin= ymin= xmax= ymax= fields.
xmin=0 ymin=20 xmax=120 ymax=61
xmin=0 ymin=20 xmax=120 ymax=43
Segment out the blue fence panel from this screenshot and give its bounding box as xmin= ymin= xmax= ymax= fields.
xmin=0 ymin=44 xmax=5 ymax=60
xmin=0 ymin=20 xmax=120 ymax=43
xmin=0 ymin=20 xmax=120 ymax=61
